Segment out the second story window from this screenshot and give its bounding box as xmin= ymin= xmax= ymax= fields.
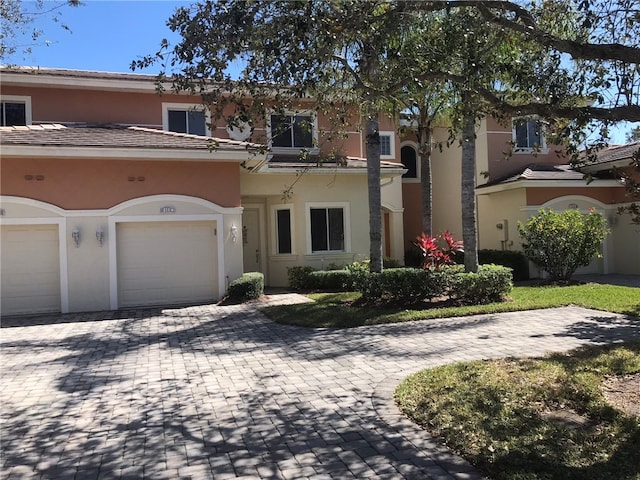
xmin=162 ymin=103 xmax=208 ymax=136
xmin=1 ymin=96 xmax=31 ymax=126
xmin=270 ymin=114 xmax=314 ymax=149
xmin=379 ymin=131 xmax=396 ymax=159
xmin=401 ymin=144 xmax=418 ymax=180
xmin=513 ymin=118 xmax=545 ymax=151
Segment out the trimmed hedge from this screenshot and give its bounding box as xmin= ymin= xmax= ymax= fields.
xmin=227 ymin=272 xmax=264 ymax=302
xmin=287 ymin=266 xmax=316 ymax=290
xmin=363 ymin=264 xmax=511 ymax=305
xmin=289 ymin=262 xmax=512 ymax=306
xmin=447 ymin=264 xmax=513 ymax=304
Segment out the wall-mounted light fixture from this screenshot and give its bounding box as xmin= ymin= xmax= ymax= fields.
xmin=96 ymin=226 xmax=105 ymax=246
xmin=230 ymin=224 xmax=238 ymax=243
xmin=72 ymin=227 xmax=81 ymax=247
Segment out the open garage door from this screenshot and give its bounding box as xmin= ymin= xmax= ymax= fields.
xmin=1 ymin=225 xmax=61 ymax=316
xmin=117 ymin=221 xmax=218 ymax=308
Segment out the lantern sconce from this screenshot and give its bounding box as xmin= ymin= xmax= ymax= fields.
xmin=230 ymin=224 xmax=238 ymax=243
xmin=72 ymin=227 xmax=81 ymax=247
xmin=96 ymin=226 xmax=105 ymax=246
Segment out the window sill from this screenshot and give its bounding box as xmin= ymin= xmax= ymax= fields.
xmin=271 ymin=146 xmax=320 ymax=156
xmin=513 ymin=147 xmax=549 ymax=155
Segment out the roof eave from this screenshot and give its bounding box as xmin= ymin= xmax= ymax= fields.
xmin=476 ymin=178 xmax=621 ymax=195
xmin=0 ymin=144 xmax=267 ymax=162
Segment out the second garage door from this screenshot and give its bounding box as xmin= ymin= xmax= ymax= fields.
xmin=117 ymin=221 xmax=218 ymax=308
xmin=1 ymin=224 xmax=61 ymax=316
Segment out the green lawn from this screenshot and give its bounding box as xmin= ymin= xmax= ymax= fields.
xmin=261 ymin=283 xmax=640 ymax=328
xmin=395 ymin=343 xmax=640 ymax=480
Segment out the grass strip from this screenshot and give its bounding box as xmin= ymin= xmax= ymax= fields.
xmin=394 ymin=342 xmax=640 ymax=480
xmin=261 ymin=284 xmax=640 ymax=328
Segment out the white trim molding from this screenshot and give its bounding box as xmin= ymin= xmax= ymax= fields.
xmin=304 ymin=201 xmax=351 ymax=255
xmin=270 ymin=203 xmax=295 ymax=255
xmin=379 ymin=131 xmax=396 ymax=160
xmin=162 ymin=102 xmax=212 ymax=136
xmin=399 ymin=140 xmax=419 ymax=183
xmin=1 ymin=94 xmax=32 ymax=126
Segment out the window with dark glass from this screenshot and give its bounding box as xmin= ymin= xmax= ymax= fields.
xmin=310 ymin=207 xmax=344 ymax=252
xmin=401 ymin=145 xmax=418 ymax=179
xmin=270 ymin=114 xmax=313 ymax=148
xmin=168 ymin=109 xmax=206 ymax=135
xmin=1 ymin=102 xmax=26 ymax=126
xmin=276 ymin=209 xmax=292 ymax=254
xmin=514 ymin=119 xmax=543 ymax=149
xmin=380 ymin=134 xmax=392 ymax=156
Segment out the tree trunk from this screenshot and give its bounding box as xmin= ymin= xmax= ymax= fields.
xmin=461 ymin=107 xmax=479 ymax=273
xmin=418 ymin=120 xmax=433 ymax=236
xmin=365 ymin=112 xmax=383 ymax=273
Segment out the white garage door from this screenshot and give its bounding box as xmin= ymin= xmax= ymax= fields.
xmin=1 ymin=225 xmax=61 ymax=316
xmin=117 ymin=221 xmax=218 ymax=308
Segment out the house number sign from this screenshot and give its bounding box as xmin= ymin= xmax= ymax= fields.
xmin=160 ymin=206 xmax=176 ymax=214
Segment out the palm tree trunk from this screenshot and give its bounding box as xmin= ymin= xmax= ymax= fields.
xmin=461 ymin=107 xmax=478 ymax=273
xmin=418 ymin=121 xmax=433 ymax=236
xmin=365 ymin=112 xmax=383 ymax=273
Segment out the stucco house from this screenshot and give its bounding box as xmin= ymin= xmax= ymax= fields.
xmin=400 ymin=118 xmax=639 ymax=277
xmin=1 ymin=67 xmax=637 ymax=316
xmin=0 ymin=67 xmax=405 ymax=315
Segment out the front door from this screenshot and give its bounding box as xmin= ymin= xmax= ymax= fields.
xmin=242 ymin=208 xmax=262 ymax=273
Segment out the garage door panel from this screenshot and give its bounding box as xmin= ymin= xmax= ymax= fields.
xmin=1 ymin=225 xmax=61 ymax=316
xmin=117 ymin=221 xmax=218 ymax=308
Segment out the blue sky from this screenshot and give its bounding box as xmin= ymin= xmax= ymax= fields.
xmin=4 ymin=1 xmax=636 ymax=143
xmin=4 ymin=1 xmax=189 ymax=73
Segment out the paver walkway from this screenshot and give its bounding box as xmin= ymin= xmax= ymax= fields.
xmin=2 ymin=295 xmax=639 ymax=479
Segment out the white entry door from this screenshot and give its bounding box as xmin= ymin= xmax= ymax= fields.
xmin=242 ymin=208 xmax=262 ymax=273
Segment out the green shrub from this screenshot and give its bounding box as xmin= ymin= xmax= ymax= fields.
xmin=383 ymin=257 xmax=402 ymax=269
xmin=518 ymin=208 xmax=609 ymax=282
xmin=227 ymin=272 xmax=264 ymax=302
xmin=478 ymin=249 xmax=529 ymax=281
xmin=448 ymin=264 xmax=513 ymax=304
xmin=287 ymin=266 xmax=317 ymax=290
xmin=309 ymin=270 xmax=354 ymax=291
xmin=353 ymin=264 xmax=511 ymax=306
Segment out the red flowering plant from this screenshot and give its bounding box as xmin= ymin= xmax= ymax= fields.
xmin=413 ymin=231 xmax=464 ymax=270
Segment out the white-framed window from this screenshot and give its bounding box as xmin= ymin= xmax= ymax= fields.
xmin=512 ymin=118 xmax=547 ymax=152
xmin=162 ymin=103 xmax=209 ymax=136
xmin=305 ymin=202 xmax=350 ymax=254
xmin=271 ymin=204 xmax=294 ymax=255
xmin=400 ymin=142 xmax=419 ymax=182
xmin=379 ymin=131 xmax=396 ymax=159
xmin=1 ymin=95 xmax=32 ymax=126
xmin=268 ymin=111 xmax=318 ymax=153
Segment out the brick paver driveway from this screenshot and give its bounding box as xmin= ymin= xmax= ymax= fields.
xmin=2 ymin=295 xmax=639 ymax=479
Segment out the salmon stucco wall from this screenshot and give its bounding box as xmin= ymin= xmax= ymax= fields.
xmin=1 ymin=157 xmax=241 ymax=210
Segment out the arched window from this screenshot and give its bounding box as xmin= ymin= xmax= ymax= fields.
xmin=401 ymin=145 xmax=418 ymax=179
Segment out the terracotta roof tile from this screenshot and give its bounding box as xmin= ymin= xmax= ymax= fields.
xmin=481 ymin=164 xmax=585 ymax=187
xmin=0 ymin=123 xmax=259 ymax=151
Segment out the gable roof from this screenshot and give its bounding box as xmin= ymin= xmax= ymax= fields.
xmin=0 ymin=123 xmax=263 ymax=162
xmin=579 ymin=142 xmax=640 ymax=172
xmin=476 ymin=162 xmax=620 ymax=194
xmin=481 ymin=164 xmax=585 ymax=187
